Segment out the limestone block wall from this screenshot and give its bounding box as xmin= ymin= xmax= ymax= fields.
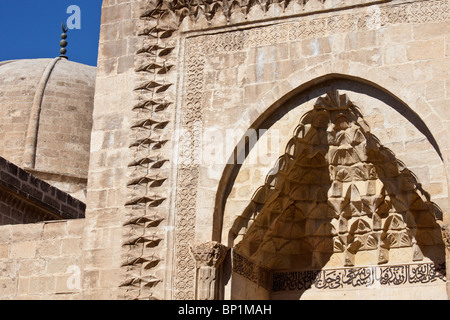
xmin=0 ymin=220 xmax=85 ymax=300
xmin=82 ymin=0 xmax=142 ymax=300
xmin=0 ymin=59 xmax=96 ymax=202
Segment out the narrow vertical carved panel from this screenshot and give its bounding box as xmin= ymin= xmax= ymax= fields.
xmin=191 ymin=242 xmax=228 ymax=300
xmin=174 ymin=37 xmax=206 ymax=300
xmin=122 ymin=0 xmax=179 ymax=300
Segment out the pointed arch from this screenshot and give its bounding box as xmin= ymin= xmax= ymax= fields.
xmin=221 ymin=88 xmax=446 ymax=299
xmin=213 ymin=74 xmax=444 ymax=245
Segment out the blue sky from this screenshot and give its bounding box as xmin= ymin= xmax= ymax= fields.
xmin=0 ymin=1 xmax=102 ymax=66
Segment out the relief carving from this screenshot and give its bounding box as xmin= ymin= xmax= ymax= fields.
xmin=232 ymin=90 xmax=445 ymax=274
xmin=138 ymin=0 xmax=449 ymax=27
xmin=126 ymin=0 xmax=449 ymax=300
xmin=122 ymin=0 xmax=180 ymax=300
xmin=442 ymin=224 xmax=450 ymax=250
xmin=140 ymin=0 xmax=316 ymax=24
xmin=271 ymin=262 xmax=446 ymax=292
xmin=191 ymin=241 xmax=228 ymax=300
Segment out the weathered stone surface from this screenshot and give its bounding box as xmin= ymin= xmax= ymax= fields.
xmin=0 ymin=220 xmax=84 ymax=299
xmin=0 ymin=59 xmax=96 ymax=201
xmin=0 ymin=0 xmax=449 ymax=301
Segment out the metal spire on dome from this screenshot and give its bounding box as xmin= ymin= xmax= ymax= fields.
xmin=59 ymin=23 xmax=68 ymax=59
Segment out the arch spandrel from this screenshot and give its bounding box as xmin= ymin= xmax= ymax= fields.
xmin=221 ymin=89 xmax=447 ymax=300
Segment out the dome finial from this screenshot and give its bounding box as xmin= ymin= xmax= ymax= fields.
xmin=59 ymin=22 xmax=68 ymax=59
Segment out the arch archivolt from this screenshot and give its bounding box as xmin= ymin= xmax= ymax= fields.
xmin=216 ymin=86 xmax=447 ymax=299
xmin=213 ymin=69 xmax=449 ymax=247
xmin=217 ymin=74 xmax=448 ymax=243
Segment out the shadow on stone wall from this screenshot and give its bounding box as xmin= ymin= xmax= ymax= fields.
xmin=223 ymin=89 xmax=445 ymax=300
xmin=214 ymin=76 xmax=444 ymax=248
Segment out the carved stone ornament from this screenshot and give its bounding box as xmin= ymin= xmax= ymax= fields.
xmin=442 ymin=224 xmax=450 ymax=250
xmin=122 ymin=0 xmax=178 ymax=300
xmin=271 ymin=262 xmax=446 ymax=292
xmin=233 ymin=253 xmax=446 ymax=293
xmin=232 ymin=90 xmax=445 ymax=277
xmin=191 ymin=241 xmax=229 ymax=268
xmin=190 ymin=241 xmax=228 ymax=300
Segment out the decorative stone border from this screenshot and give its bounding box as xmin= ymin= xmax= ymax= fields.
xmin=233 ymin=251 xmax=446 ymax=291
xmin=272 ymin=262 xmax=446 ymax=291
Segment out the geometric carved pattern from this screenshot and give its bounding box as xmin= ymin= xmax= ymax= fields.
xmin=173 ymin=39 xmax=206 ymax=300
xmin=200 ymin=0 xmax=449 ymax=55
xmin=233 ymin=90 xmax=444 ymax=272
xmin=138 ymin=0 xmax=448 ymax=27
xmin=122 ymin=0 xmax=179 ymax=300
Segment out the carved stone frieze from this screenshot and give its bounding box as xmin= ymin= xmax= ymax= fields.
xmin=200 ymin=0 xmax=449 ymax=54
xmin=139 ymin=0 xmax=331 ymax=24
xmin=138 ymin=0 xmax=449 ymax=28
xmin=233 ymin=251 xmax=272 ymax=290
xmin=271 ymin=262 xmax=447 ymax=291
xmin=233 ymin=252 xmax=446 ymax=292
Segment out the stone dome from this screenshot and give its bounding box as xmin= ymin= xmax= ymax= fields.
xmin=0 ymin=58 xmax=96 ymax=201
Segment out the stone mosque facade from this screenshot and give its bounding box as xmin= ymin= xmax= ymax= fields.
xmin=0 ymin=0 xmax=449 ymax=300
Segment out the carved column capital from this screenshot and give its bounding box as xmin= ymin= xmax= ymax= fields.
xmin=190 ymin=241 xmax=228 ymax=268
xmin=190 ymin=241 xmax=228 ymax=300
